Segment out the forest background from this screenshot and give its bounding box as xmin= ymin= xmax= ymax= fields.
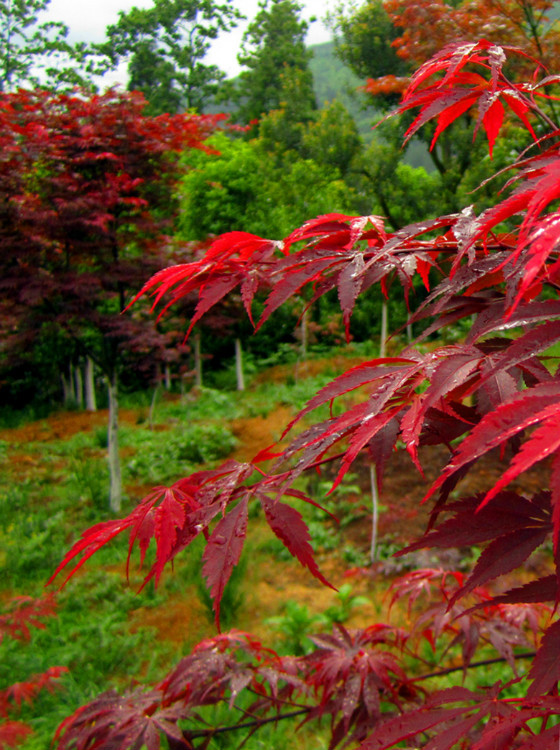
xmin=0 ymin=0 xmax=464 ymax=422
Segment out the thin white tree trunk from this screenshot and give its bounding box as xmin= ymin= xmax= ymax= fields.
xmin=406 ymin=322 xmax=413 ymax=345
xmin=74 ymin=363 xmax=83 ymax=408
xmin=380 ymin=302 xmax=388 ymax=358
xmin=68 ymin=363 xmax=76 ymax=403
xmin=370 ymin=464 xmax=379 ymax=564
xmin=107 ymin=373 xmax=122 ymax=514
xmin=235 ymin=338 xmax=245 ymax=391
xmin=85 ymin=357 xmax=97 ymax=412
xmin=149 ymin=383 xmax=160 ymax=430
xmin=164 ymin=362 xmax=172 ymax=390
xmin=194 ymin=333 xmax=202 ymax=387
xmin=301 ymin=308 xmax=308 ymax=360
xmin=61 ymin=373 xmax=72 ymax=405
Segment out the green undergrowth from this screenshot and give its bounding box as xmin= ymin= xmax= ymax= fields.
xmin=0 ymin=346 xmax=388 ymax=749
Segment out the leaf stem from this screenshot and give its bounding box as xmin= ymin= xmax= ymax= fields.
xmin=410 ymin=651 xmax=536 ymax=683
xmin=184 ymin=707 xmax=311 ymax=741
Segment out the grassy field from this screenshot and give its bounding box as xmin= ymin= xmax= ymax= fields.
xmin=1 ymin=343 xmax=550 ymax=749
xmin=1 ymin=348 xmax=391 ymax=749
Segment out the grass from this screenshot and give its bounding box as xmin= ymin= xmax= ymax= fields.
xmin=0 ymin=349 xmax=378 ymax=748
xmin=1 ymin=342 xmax=536 ymax=749
xmin=124 ymin=420 xmax=238 ymax=485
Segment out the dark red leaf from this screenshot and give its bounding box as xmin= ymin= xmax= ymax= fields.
xmin=202 ymin=498 xmax=249 ymax=629
xmin=361 ymin=706 xmax=472 ymax=749
xmin=260 ymin=497 xmax=333 ymax=590
xmin=483 ymin=575 xmax=558 ymax=606
xmin=450 ymin=526 xmax=548 ymax=604
xmin=426 ymin=382 xmax=560 ymax=503
xmin=527 ymin=619 xmax=560 ymax=697
xmin=402 ymin=492 xmax=551 ymax=555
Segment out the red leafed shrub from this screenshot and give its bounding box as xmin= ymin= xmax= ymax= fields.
xmin=0 ymin=597 xmax=67 ymax=750
xmin=49 ymin=40 xmax=560 ymax=748
xmin=0 ymin=87 xmax=223 ymax=406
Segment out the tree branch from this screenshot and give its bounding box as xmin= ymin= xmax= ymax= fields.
xmin=183 ymin=707 xmax=311 ymax=743
xmin=411 ymin=651 xmax=536 ymax=683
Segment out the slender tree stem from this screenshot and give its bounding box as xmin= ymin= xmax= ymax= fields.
xmin=411 ymin=651 xmax=536 ymax=683
xmin=370 ymin=463 xmax=379 ymax=563
xmin=185 ymin=708 xmax=310 ymax=741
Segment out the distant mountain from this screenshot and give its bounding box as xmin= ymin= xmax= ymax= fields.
xmin=310 ymin=41 xmax=363 ymax=106
xmin=309 ymin=41 xmax=377 ymax=140
xmin=309 ymin=40 xmax=431 ymax=169
xmin=208 ymin=38 xmax=431 ymax=168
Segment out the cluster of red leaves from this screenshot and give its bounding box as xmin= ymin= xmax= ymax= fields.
xmin=0 ymin=88 xmax=223 ymax=382
xmin=363 ymin=74 xmax=409 ymax=97
xmin=0 ymin=595 xmax=57 ymax=643
xmin=54 ymin=574 xmax=550 ymax=750
xmin=48 ymin=460 xmax=333 ymax=628
xmin=0 ymin=88 xmax=220 ymax=245
xmin=50 ymin=40 xmax=560 ymax=749
xmin=385 ymin=0 xmax=560 ymax=70
xmin=363 ymin=0 xmax=560 ymax=97
xmin=0 ymin=597 xmax=67 ymax=750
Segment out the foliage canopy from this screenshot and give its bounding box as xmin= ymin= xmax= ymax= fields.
xmin=100 ymin=0 xmax=242 ymax=114
xmin=0 ymin=0 xmax=89 ymax=91
xmin=234 ymin=0 xmax=316 ymax=125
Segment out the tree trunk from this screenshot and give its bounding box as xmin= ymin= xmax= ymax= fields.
xmin=61 ymin=372 xmax=72 ymax=405
xmin=194 ymin=333 xmax=202 ymax=387
xmin=149 ymin=382 xmax=161 ymax=430
xmin=235 ymin=338 xmax=245 ymax=391
xmin=107 ymin=372 xmax=122 ymax=514
xmin=379 ymin=302 xmax=388 ymax=358
xmin=67 ymin=362 xmax=76 ymax=404
xmin=370 ymin=464 xmax=379 ymax=564
xmin=301 ymin=308 xmax=308 ymax=360
xmin=85 ymin=357 xmax=97 ymax=412
xmin=74 ymin=362 xmax=83 ymax=408
xmin=406 ymin=322 xmax=413 ymax=345
xmin=164 ymin=362 xmax=172 ymax=390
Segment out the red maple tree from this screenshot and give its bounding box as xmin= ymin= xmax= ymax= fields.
xmin=364 ymin=0 xmax=560 ymax=96
xmin=48 ymin=39 xmax=560 ymax=748
xmin=0 ymin=89 xmax=222 ymax=510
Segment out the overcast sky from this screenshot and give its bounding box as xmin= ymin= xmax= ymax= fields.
xmin=44 ymin=0 xmax=336 ymax=85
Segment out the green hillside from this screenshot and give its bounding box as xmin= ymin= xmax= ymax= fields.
xmin=309 ymin=40 xmax=377 ymax=140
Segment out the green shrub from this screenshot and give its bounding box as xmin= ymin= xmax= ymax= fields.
xmin=266 ymin=600 xmax=324 ymax=655
xmin=126 ymin=422 xmax=237 ymax=485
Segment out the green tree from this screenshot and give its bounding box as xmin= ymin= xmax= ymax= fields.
xmin=100 ymin=0 xmax=242 ymax=115
xmin=235 ymin=0 xmax=316 ymax=125
xmin=126 ymin=39 xmax=183 ymax=115
xmin=178 ymin=132 xmax=273 ymax=238
xmin=258 ymin=65 xmax=317 ymax=156
xmin=178 ymin=131 xmax=357 ymax=240
xmin=328 ymin=0 xmax=408 ymax=83
xmin=301 ymin=99 xmax=362 ymax=177
xmin=0 ymin=0 xmax=88 ymax=91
